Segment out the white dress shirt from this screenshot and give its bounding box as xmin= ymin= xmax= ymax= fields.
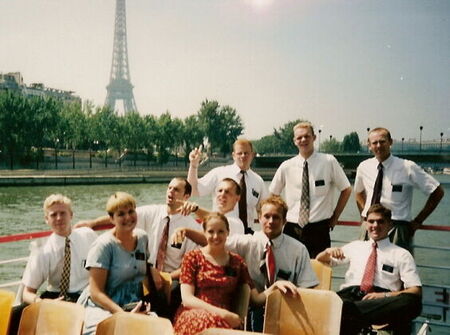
xmin=269 ymin=152 xmax=350 ymax=223
xmin=354 ymin=155 xmax=440 ymax=221
xmin=225 ymin=213 xmax=245 ymax=236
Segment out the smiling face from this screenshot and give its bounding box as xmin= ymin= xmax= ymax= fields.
xmin=260 ymin=203 xmax=286 ymax=240
xmin=368 ymin=129 xmax=392 ymax=162
xmin=110 ymin=204 xmax=137 ymax=234
xmin=45 ymin=203 xmax=73 ymax=237
xmin=293 ymin=126 xmax=316 ymax=158
xmin=215 ymin=180 xmax=240 ymax=214
xmin=232 ymin=142 xmax=254 ymax=171
xmin=366 ymin=211 xmax=392 ymax=241
xmin=166 ymin=178 xmax=190 ymax=207
xmin=204 ymin=216 xmax=229 ymax=249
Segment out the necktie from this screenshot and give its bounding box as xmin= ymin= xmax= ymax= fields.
xmin=238 ymin=170 xmax=248 ymax=230
xmin=360 ymin=242 xmax=377 ymax=293
xmin=298 ymin=161 xmax=310 ymax=227
xmin=156 ymin=216 xmax=170 ymax=271
xmin=370 ymin=163 xmax=384 ymax=205
xmin=265 ymin=241 xmax=276 ymax=286
xmin=59 ymin=237 xmax=71 ymax=299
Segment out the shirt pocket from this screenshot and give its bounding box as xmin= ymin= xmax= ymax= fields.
xmin=313 ymin=178 xmax=330 ymax=196
xmin=389 ymin=172 xmax=410 ymax=204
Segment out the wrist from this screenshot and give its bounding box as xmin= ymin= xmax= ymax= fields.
xmin=193 ymin=205 xmax=199 ymax=212
xmin=384 ymin=292 xmax=392 ymax=298
xmin=190 ymin=164 xmax=199 ymax=169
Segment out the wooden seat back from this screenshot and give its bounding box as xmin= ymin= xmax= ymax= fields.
xmin=230 ymin=283 xmax=251 ymax=320
xmin=143 ymin=271 xmax=172 ymax=304
xmin=310 ymin=259 xmax=332 ymax=290
xmin=263 ymin=288 xmax=342 ymax=335
xmin=0 ymin=290 xmax=15 ymax=335
xmin=96 ymin=312 xmax=173 ymax=335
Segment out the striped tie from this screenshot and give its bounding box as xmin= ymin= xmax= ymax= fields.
xmin=156 ymin=216 xmax=170 ymax=271
xmin=59 ymin=237 xmax=71 ymax=299
xmin=298 ymin=161 xmax=310 ymax=227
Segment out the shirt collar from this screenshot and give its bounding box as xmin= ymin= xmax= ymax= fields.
xmin=231 ymin=163 xmax=251 ymax=174
xmin=368 ymin=236 xmax=390 ymax=248
xmin=297 ymin=151 xmax=316 ymax=164
xmin=271 ymin=233 xmax=284 ymax=249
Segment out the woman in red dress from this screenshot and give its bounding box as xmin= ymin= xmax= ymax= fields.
xmin=173 ymin=212 xmax=297 ymax=335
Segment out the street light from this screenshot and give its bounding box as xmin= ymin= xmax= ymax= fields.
xmin=402 ymin=137 xmax=405 ymax=153
xmin=318 ymin=129 xmax=322 ymax=152
xmin=419 ymin=126 xmax=423 ymax=152
xmin=440 ymin=132 xmax=444 ymax=152
xmin=54 ymin=138 xmax=59 ymax=169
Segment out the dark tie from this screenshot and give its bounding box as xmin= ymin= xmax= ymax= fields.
xmin=265 ymin=240 xmax=276 ymax=286
xmin=298 ymin=161 xmax=310 ymax=227
xmin=370 ymin=163 xmax=384 ymax=205
xmin=360 ymin=242 xmax=377 ymax=293
xmin=156 ymin=216 xmax=170 ymax=271
xmin=239 ymin=170 xmax=248 ymax=230
xmin=59 ymin=237 xmax=71 ymax=299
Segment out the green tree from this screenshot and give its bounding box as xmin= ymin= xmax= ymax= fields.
xmin=253 ymin=135 xmax=281 ymax=155
xmin=342 ymin=132 xmax=361 ymax=152
xmin=182 ymin=115 xmax=204 ymax=165
xmin=273 ymin=119 xmax=307 ymax=154
xmin=321 ymin=138 xmax=342 ymax=153
xmin=122 ymin=112 xmax=146 ymax=166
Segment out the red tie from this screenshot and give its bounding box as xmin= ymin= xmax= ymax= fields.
xmin=156 ymin=216 xmax=170 ymax=271
xmin=265 ymin=241 xmax=276 ymax=286
xmin=360 ymin=242 xmax=377 ymax=293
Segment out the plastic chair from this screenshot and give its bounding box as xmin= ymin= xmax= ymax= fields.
xmin=199 ymin=328 xmax=268 ymax=334
xmin=0 ymin=290 xmax=15 ymax=335
xmin=263 ymin=287 xmax=342 ymax=335
xmin=310 ymin=259 xmax=332 ymax=290
xmin=17 ymin=299 xmax=85 ymax=335
xmin=96 ymin=312 xmax=173 ymax=335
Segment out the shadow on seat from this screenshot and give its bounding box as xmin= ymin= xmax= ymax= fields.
xmin=310 ymin=259 xmax=332 ymax=290
xmin=230 ymin=283 xmax=251 ymax=321
xmin=96 ymin=312 xmax=173 ymax=335
xmin=199 ymin=328 xmax=269 ymax=334
xmin=0 ymin=289 xmax=15 ymax=335
xmin=263 ymin=287 xmax=342 ymax=335
xmin=143 ymin=271 xmax=173 ymax=304
xmin=18 ymin=299 xmax=85 ymax=335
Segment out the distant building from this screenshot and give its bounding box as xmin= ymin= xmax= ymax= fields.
xmin=0 ymin=71 xmax=81 ymax=104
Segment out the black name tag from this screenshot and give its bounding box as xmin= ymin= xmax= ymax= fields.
xmin=392 ymin=184 xmax=403 ymax=192
xmin=315 ymin=180 xmax=325 ymax=187
xmin=171 ymin=242 xmax=182 ymax=249
xmin=135 ymin=251 xmax=146 ymax=260
xmin=382 ymin=264 xmax=394 ymax=273
xmin=252 ymin=189 xmax=260 ymax=199
xmin=277 ymin=269 xmax=291 ymax=280
xmin=224 ymin=266 xmax=237 ymax=277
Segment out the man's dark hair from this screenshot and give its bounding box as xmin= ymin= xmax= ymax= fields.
xmin=173 ymin=177 xmax=192 ymax=196
xmin=367 ymin=203 xmax=392 ymax=222
xmin=221 ymin=178 xmax=241 ymax=196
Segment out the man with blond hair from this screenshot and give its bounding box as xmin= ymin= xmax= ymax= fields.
xmin=188 ymin=138 xmax=268 ymax=234
xmin=270 ymin=122 xmax=352 ymax=258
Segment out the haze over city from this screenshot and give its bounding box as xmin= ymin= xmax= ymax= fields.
xmin=1 ymin=0 xmax=449 ymax=143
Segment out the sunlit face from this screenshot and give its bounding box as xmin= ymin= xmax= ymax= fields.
xmin=368 ymin=130 xmax=392 ymax=162
xmin=293 ymin=127 xmax=316 ymax=157
xmin=166 ymin=178 xmax=189 ymax=206
xmin=204 ymin=217 xmax=229 ymax=249
xmin=215 ymin=181 xmax=240 ymax=214
xmin=111 ymin=204 xmax=137 ymax=234
xmin=260 ymin=203 xmax=285 ymax=240
xmin=232 ymin=143 xmax=254 ymax=171
xmin=366 ymin=212 xmax=392 ymax=241
xmin=45 ymin=203 xmax=73 ymax=237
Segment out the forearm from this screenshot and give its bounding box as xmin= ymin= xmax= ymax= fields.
xmin=91 ymin=289 xmax=123 ymax=314
xmin=187 ymin=165 xmax=200 ymax=196
xmin=185 ymin=228 xmax=207 ymax=246
xmin=182 ymin=292 xmax=227 ymax=316
xmin=331 ymin=187 xmax=352 ymax=221
xmin=355 ymin=191 xmax=366 ymax=214
xmin=22 ymin=287 xmax=39 ymax=304
xmin=315 ymin=250 xmax=332 ymax=264
xmin=77 ymin=215 xmax=111 ymax=229
xmin=414 ymin=186 xmax=444 ymax=224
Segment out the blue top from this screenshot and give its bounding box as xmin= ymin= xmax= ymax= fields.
xmin=85 ymin=228 xmax=148 ymax=306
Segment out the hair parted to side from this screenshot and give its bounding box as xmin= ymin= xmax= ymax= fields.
xmin=368 ymin=127 xmax=392 ymax=142
xmin=220 ymin=178 xmax=241 ymax=196
xmin=233 ymin=138 xmax=254 ymax=152
xmin=366 ymin=203 xmax=392 ymax=222
xmin=43 ymin=194 xmax=72 ymax=212
xmin=202 ymin=212 xmax=230 ymax=232
xmin=258 ymin=195 xmax=288 ymax=221
xmin=106 ymin=192 xmax=136 ymax=216
xmin=293 ymin=121 xmax=315 ymax=136
xmin=172 ymin=177 xmax=192 ymax=196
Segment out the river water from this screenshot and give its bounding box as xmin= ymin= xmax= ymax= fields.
xmin=1 ymin=175 xmax=449 ymax=289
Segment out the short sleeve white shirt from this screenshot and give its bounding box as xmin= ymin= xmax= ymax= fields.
xmin=138 ymin=205 xmax=202 ymax=272
xmin=225 ymin=214 xmax=245 ymax=236
xmin=197 ymin=163 xmax=269 ymax=226
xmin=354 ymin=155 xmax=440 ymax=220
xmin=269 ymin=152 xmax=350 ymax=223
xmin=226 ymin=231 xmax=318 ymax=292
xmin=331 ymin=237 xmax=422 ymax=291
xmin=22 ymin=227 xmax=98 ymax=293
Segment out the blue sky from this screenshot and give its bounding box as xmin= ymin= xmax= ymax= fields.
xmin=1 ymin=0 xmax=449 ymax=143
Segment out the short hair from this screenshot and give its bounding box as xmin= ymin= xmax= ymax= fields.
xmin=202 ymin=212 xmax=230 ymax=232
xmin=106 ymin=192 xmax=136 ymax=216
xmin=257 ymin=195 xmax=288 ymax=221
xmin=220 ymin=178 xmax=241 ymax=196
xmin=172 ymin=177 xmax=192 ymax=196
xmin=293 ymin=121 xmax=315 ymax=136
xmin=233 ymin=139 xmax=254 ymax=153
xmin=43 ymin=194 xmax=72 ymax=212
xmin=368 ymin=127 xmax=392 ymax=142
xmin=366 ymin=204 xmax=392 ymax=222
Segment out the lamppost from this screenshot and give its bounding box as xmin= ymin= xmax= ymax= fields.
xmin=402 ymin=137 xmax=405 ymax=153
xmin=54 ymin=138 xmax=59 ymax=169
xmin=318 ymin=129 xmax=322 ymax=152
xmin=419 ymin=126 xmax=423 ymax=152
xmin=440 ymin=132 xmax=444 ymax=152
xmin=366 ymin=128 xmax=370 ymax=153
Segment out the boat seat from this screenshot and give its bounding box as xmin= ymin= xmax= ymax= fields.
xmin=263 ymin=287 xmax=342 ymax=335
xmin=18 ymin=299 xmax=85 ymax=335
xmin=0 ymin=289 xmax=15 ymax=335
xmin=230 ymin=283 xmax=251 ymax=321
xmin=310 ymin=259 xmax=332 ymax=290
xmin=96 ymin=311 xmax=173 ymax=335
xmin=199 ymin=328 xmax=269 ymax=334
xmin=143 ymin=271 xmax=172 ymax=304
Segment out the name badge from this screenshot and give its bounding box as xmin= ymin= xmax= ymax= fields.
xmin=315 ymin=180 xmax=325 ymax=187
xmin=135 ymin=251 xmax=146 ymax=261
xmin=392 ymin=184 xmax=403 ymax=192
xmin=277 ymin=269 xmax=291 ymax=280
xmin=252 ymin=189 xmax=260 ymax=199
xmin=224 ymin=266 xmax=237 ymax=277
xmin=382 ymin=264 xmax=394 ymax=273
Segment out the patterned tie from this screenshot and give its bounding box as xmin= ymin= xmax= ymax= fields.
xmin=156 ymin=216 xmax=170 ymax=271
xmin=59 ymin=237 xmax=71 ymax=299
xmin=370 ymin=163 xmax=384 ymax=205
xmin=265 ymin=240 xmax=276 ymax=286
xmin=238 ymin=170 xmax=248 ymax=230
xmin=298 ymin=161 xmax=310 ymax=227
xmin=360 ymin=242 xmax=377 ymax=293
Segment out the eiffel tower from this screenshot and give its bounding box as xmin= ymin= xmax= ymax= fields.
xmin=105 ymin=0 xmax=137 ymax=114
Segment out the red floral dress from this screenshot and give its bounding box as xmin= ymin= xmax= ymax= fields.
xmin=173 ymin=249 xmax=254 ymax=335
